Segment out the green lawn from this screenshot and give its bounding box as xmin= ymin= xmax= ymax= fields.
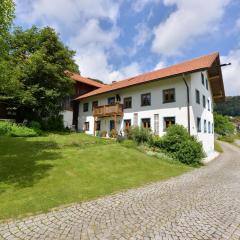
xmin=0 ymin=133 xmax=192 ymax=220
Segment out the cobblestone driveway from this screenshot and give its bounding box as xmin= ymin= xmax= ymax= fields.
xmin=0 ymin=142 xmax=240 ymax=240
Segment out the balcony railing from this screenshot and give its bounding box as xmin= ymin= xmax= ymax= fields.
xmin=93 ymin=103 xmax=123 ymax=117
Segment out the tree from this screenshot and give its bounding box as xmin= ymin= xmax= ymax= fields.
xmin=215 ymin=96 xmax=240 ymax=116
xmin=214 ymin=113 xmax=235 ymax=136
xmin=0 ymin=0 xmax=15 ymax=34
xmin=6 ymin=26 xmax=79 ymax=121
xmin=0 ymin=0 xmax=16 ymax=97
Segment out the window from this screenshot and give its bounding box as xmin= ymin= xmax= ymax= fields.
xmin=108 ymin=97 xmax=115 ymax=105
xmin=212 ymin=123 xmax=214 ymax=134
xmin=142 ymin=118 xmax=151 ymax=128
xmin=141 ymin=93 xmax=151 ymax=106
xmin=206 ymin=78 xmax=209 ymax=90
xmin=154 ymin=114 xmax=159 ymax=135
xmin=207 ymin=99 xmax=210 ymax=111
xmin=92 ymin=101 xmax=98 ymax=110
xmin=201 ymin=72 xmax=205 ymax=85
xmin=124 ymin=119 xmax=131 ymax=129
xmin=197 ymin=117 xmax=201 ymax=132
xmin=134 ymin=113 xmax=138 ymax=126
xmin=208 ymin=121 xmax=211 ymax=133
xmin=123 ymin=97 xmax=132 ymax=109
xmin=204 ymin=120 xmax=207 ymax=133
xmin=96 ymin=120 xmax=101 ymax=131
xmin=84 ymin=122 xmax=89 ymax=131
xmin=83 ymin=102 xmax=89 ymax=112
xmin=164 ymin=117 xmax=175 ymax=131
xmin=163 ymin=88 xmax=175 ymax=103
xmin=203 ymin=95 xmax=206 ymax=108
xmin=196 ymin=89 xmax=200 ymax=104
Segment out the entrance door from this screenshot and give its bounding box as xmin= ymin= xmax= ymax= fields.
xmin=110 ymin=120 xmax=115 ymax=131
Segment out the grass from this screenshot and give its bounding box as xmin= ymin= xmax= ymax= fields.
xmin=0 ymin=133 xmax=192 ymax=221
xmin=214 ymin=140 xmax=223 ymax=153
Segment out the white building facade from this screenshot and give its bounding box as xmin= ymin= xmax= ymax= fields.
xmin=75 ymin=52 xmax=225 ymax=156
xmin=78 ymin=71 xmax=215 ymax=155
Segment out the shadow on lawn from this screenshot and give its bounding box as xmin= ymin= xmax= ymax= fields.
xmin=0 ymin=137 xmax=61 ymax=190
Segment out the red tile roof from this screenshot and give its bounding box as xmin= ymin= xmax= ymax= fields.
xmin=65 ymin=71 xmax=106 ymax=88
xmin=76 ymin=52 xmax=220 ymax=100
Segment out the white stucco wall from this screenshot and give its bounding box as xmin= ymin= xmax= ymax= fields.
xmin=61 ymin=110 xmax=73 ymax=128
xmin=78 ymin=72 xmax=214 ymax=155
xmin=189 ymin=71 xmax=214 ymax=155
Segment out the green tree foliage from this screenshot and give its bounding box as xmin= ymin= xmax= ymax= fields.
xmin=0 ymin=0 xmax=15 ymax=34
xmin=215 ymin=96 xmax=240 ymax=116
xmin=0 ymin=0 xmax=17 ymax=97
xmin=3 ymin=26 xmax=79 ymax=121
xmin=214 ymin=113 xmax=235 ymax=136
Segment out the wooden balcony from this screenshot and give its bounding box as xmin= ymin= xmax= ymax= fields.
xmin=93 ymin=103 xmax=123 ymax=117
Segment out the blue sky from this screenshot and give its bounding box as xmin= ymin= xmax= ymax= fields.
xmin=15 ymin=0 xmax=240 ymax=95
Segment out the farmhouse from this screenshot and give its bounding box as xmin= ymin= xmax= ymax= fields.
xmin=65 ymin=52 xmax=225 ymax=155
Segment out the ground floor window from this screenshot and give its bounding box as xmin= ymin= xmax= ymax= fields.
xmin=124 ymin=119 xmax=131 ymax=129
xmin=96 ymin=120 xmax=101 ymax=131
xmin=208 ymin=121 xmax=211 ymax=133
xmin=84 ymin=122 xmax=89 ymax=131
xmin=142 ymin=118 xmax=151 ymax=128
xmin=197 ymin=117 xmax=201 ymax=132
xmin=212 ymin=123 xmax=214 ymax=134
xmin=164 ymin=117 xmax=175 ymax=131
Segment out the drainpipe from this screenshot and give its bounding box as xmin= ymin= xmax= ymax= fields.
xmin=182 ymin=74 xmax=190 ymax=135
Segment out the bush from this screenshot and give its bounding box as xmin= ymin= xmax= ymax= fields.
xmin=41 ymin=115 xmax=64 ymax=131
xmin=174 ymin=139 xmax=204 ymax=165
xmin=0 ymin=121 xmax=38 ymax=137
xmin=28 ymin=121 xmax=41 ymax=130
xmin=161 ymin=125 xmax=204 ymax=165
xmin=109 ymin=129 xmax=117 ymax=138
xmin=149 ymin=135 xmax=163 ymax=148
xmin=128 ymin=126 xmax=153 ymax=144
xmin=100 ymin=130 xmax=107 ymax=137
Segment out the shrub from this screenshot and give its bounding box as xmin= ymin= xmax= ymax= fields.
xmin=41 ymin=115 xmax=64 ymax=131
xmin=161 ymin=125 xmax=204 ymax=165
xmin=28 ymin=121 xmax=41 ymax=130
xmin=109 ymin=129 xmax=117 ymax=138
xmin=149 ymin=135 xmax=163 ymax=148
xmin=0 ymin=121 xmax=38 ymax=137
xmin=173 ymin=139 xmax=204 ymax=165
xmin=128 ymin=126 xmax=153 ymax=144
xmin=100 ymin=130 xmax=107 ymax=137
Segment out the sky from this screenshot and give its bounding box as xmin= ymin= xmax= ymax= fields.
xmin=14 ymin=0 xmax=240 ymax=96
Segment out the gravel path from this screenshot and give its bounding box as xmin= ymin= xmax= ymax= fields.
xmin=0 ymin=142 xmax=240 ymax=240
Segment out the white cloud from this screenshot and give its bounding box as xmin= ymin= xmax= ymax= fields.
xmin=236 ymin=18 xmax=240 ymax=30
xmin=221 ymin=49 xmax=240 ymax=96
xmin=154 ymin=60 xmax=167 ymax=70
xmin=130 ymin=22 xmax=152 ymax=56
xmin=131 ymin=0 xmax=161 ymax=12
xmin=152 ymin=0 xmax=230 ymax=56
xmin=16 ymin=0 xmax=120 ymax=27
xmin=15 ymin=0 xmax=141 ymax=84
